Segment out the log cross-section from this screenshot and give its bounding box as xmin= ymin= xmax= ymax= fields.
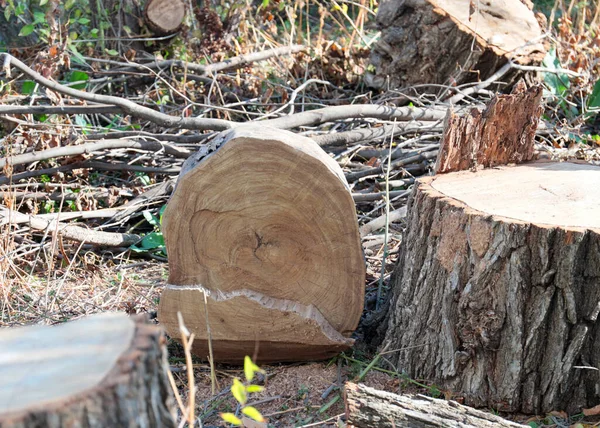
xmin=158 ymin=125 xmax=365 ymax=363
xmin=0 ymin=313 xmax=176 ymax=427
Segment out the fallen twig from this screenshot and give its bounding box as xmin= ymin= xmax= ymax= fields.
xmin=114 ymin=45 xmax=306 ymax=76
xmin=312 ymin=122 xmax=443 ymax=146
xmin=345 ymin=150 xmax=439 ymax=182
xmin=0 ymin=207 xmax=141 ymax=246
xmin=261 ymin=105 xmax=448 ymax=129
xmin=0 ymin=139 xmax=190 ymax=168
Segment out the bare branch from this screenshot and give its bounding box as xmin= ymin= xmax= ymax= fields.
xmin=0 ymin=139 xmax=190 ymax=168
xmin=262 ymin=105 xmax=448 ymax=129
xmin=0 ymin=53 xmax=233 ymax=131
xmin=0 ymin=207 xmax=141 ymax=246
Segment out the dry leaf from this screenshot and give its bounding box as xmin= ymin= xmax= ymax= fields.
xmin=582 ymin=403 xmax=600 ymax=416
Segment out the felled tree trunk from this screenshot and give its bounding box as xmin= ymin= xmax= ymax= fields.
xmin=158 ymin=125 xmax=365 ymax=363
xmin=344 ymin=383 xmax=528 ymax=427
xmin=0 ymin=313 xmax=176 ymax=427
xmin=382 ymin=161 xmax=600 ymax=414
xmin=367 ymin=0 xmax=546 ymax=92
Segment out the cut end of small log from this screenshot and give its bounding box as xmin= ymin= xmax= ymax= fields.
xmin=0 ymin=313 xmax=176 ymax=427
xmin=158 ymin=125 xmax=365 ymax=363
xmin=144 ymin=0 xmax=186 ymax=35
xmin=436 ymin=83 xmax=543 ymax=174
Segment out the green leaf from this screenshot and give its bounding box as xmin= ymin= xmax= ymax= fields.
xmin=104 ymin=48 xmax=119 ymax=56
xmin=4 ymin=8 xmax=12 ymax=21
xmin=40 ymin=0 xmax=49 ymax=5
xmin=588 ymin=79 xmax=600 ymax=110
xmin=241 ymin=406 xmax=265 ymax=422
xmin=142 ymin=210 xmax=160 ymax=227
xmin=159 ymin=205 xmax=167 ymax=225
xmin=78 ymin=18 xmax=90 ymax=24
xmin=21 ymin=80 xmax=36 ymax=95
xmin=542 ymin=47 xmax=570 ymax=97
xmin=65 ymin=0 xmax=76 ymax=10
xmin=33 ymin=11 xmax=45 ymax=24
xmin=231 ymin=378 xmax=247 ymax=405
xmin=67 ymin=70 xmax=89 ymax=90
xmin=246 ymin=385 xmax=264 ymax=393
xmin=138 ymin=233 xmax=164 ymax=250
xmin=19 ymin=24 xmax=36 ymax=37
xmin=220 ymin=413 xmax=242 ymax=426
xmin=244 ymin=356 xmax=264 ymax=382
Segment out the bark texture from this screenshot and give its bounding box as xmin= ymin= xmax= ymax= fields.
xmin=382 ymin=164 xmax=600 ymax=414
xmin=435 ymin=82 xmax=543 ymax=174
xmin=367 ymin=0 xmax=545 ymax=92
xmin=344 ymin=382 xmax=528 ymax=427
xmin=159 ymin=125 xmax=365 ymax=363
xmin=0 ymin=313 xmax=176 ymax=428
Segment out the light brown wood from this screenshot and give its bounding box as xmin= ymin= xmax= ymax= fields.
xmin=0 ymin=313 xmax=175 ymax=427
xmin=367 ymin=0 xmax=545 ymax=92
xmin=435 ymin=83 xmax=543 ymax=174
xmin=344 ymin=382 xmax=528 ymax=427
xmin=144 ymin=0 xmax=185 ymax=35
xmin=159 ymin=125 xmax=365 ymax=363
xmin=382 ymin=161 xmax=600 ymax=414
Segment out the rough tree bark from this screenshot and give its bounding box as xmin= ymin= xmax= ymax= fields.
xmin=158 ymin=125 xmax=365 ymax=363
xmin=344 ymin=382 xmax=528 ymax=427
xmin=382 ymin=161 xmax=600 ymax=414
xmin=0 ymin=313 xmax=176 ymax=427
xmin=367 ymin=0 xmax=546 ymax=93
xmin=435 ymin=82 xmax=543 ymax=174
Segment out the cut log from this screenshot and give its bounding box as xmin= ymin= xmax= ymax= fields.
xmin=144 ymin=0 xmax=186 ymax=35
xmin=0 ymin=313 xmax=176 ymax=427
xmin=367 ymin=0 xmax=546 ymax=92
xmin=158 ymin=125 xmax=365 ymax=363
xmin=435 ymin=82 xmax=543 ymax=174
xmin=344 ymin=382 xmax=528 ymax=427
xmin=381 ymin=161 xmax=600 ymax=414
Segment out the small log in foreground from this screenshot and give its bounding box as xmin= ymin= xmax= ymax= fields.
xmin=144 ymin=0 xmax=186 ymax=35
xmin=344 ymin=382 xmax=527 ymax=427
xmin=382 ymin=161 xmax=600 ymax=413
xmin=0 ymin=313 xmax=176 ymax=427
xmin=367 ymin=0 xmax=545 ymax=91
xmin=435 ymin=83 xmax=543 ymax=174
xmin=159 ymin=125 xmax=365 ymax=363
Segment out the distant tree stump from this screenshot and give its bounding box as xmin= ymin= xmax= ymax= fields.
xmin=382 ymin=161 xmax=600 ymax=413
xmin=367 ymin=0 xmax=546 ymax=92
xmin=144 ymin=0 xmax=186 ymax=35
xmin=0 ymin=313 xmax=176 ymax=427
xmin=159 ymin=126 xmax=365 ymax=363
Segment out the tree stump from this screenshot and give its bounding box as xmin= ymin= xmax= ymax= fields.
xmin=158 ymin=126 xmax=365 ymax=363
xmin=144 ymin=0 xmax=186 ymax=35
xmin=366 ymin=0 xmax=546 ymax=92
xmin=344 ymin=382 xmax=528 ymax=427
xmin=382 ymin=161 xmax=600 ymax=414
xmin=0 ymin=313 xmax=176 ymax=427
